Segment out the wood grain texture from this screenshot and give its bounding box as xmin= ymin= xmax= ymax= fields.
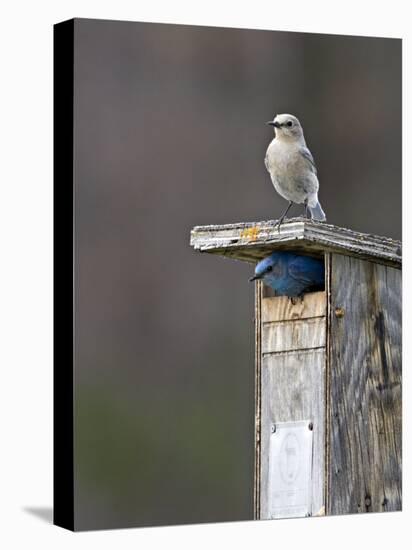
xmin=254 ymin=281 xmax=262 ymax=520
xmin=262 ymin=317 xmax=326 ymax=354
xmin=260 ymin=350 xmax=326 ymax=519
xmin=259 ymin=292 xmax=327 ymax=519
xmin=324 ymin=253 xmax=332 ymax=517
xmin=190 ymin=218 xmax=401 ymax=268
xmin=190 ymin=218 xmax=402 ymax=518
xmin=328 ymin=254 xmax=402 ymax=515
xmin=262 ymin=291 xmax=326 ymax=322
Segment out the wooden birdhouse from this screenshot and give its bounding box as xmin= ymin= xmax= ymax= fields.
xmin=190 ymin=218 xmax=402 ymax=519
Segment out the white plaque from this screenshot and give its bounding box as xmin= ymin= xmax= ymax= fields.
xmin=268 ymin=420 xmax=313 ymax=519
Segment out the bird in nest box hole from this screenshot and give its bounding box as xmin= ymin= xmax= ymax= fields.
xmin=249 ymin=251 xmax=324 ymax=300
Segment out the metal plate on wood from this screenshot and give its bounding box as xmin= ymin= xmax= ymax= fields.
xmin=268 ymin=420 xmax=313 ymax=519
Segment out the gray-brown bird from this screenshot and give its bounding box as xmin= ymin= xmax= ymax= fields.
xmin=265 ymin=113 xmax=326 ymax=227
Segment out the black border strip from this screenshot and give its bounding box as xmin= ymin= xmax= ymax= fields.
xmin=53 ymin=18 xmax=75 ymax=531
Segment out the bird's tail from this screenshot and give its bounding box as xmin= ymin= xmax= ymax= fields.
xmin=309 ymin=200 xmax=326 ymax=222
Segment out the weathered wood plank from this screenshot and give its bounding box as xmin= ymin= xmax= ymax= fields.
xmin=260 ymin=349 xmax=326 ymax=519
xmin=259 ymin=290 xmax=327 ymax=518
xmin=262 ymin=317 xmax=326 ymax=354
xmin=262 ymin=291 xmax=326 ymax=322
xmin=190 ymin=218 xmax=401 ymax=268
xmin=254 ymin=281 xmax=262 ymax=520
xmin=324 ymin=253 xmax=332 ymax=517
xmin=328 ymin=254 xmax=402 ymax=515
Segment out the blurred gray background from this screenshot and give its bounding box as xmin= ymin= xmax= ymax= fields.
xmin=72 ymin=18 xmax=401 ymax=530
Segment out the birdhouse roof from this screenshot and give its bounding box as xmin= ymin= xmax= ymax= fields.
xmin=190 ymin=218 xmax=401 ymax=268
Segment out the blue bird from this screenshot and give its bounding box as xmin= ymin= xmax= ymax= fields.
xmin=249 ymin=251 xmax=324 ymax=298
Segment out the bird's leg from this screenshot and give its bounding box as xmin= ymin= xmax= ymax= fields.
xmin=304 ymin=199 xmax=309 ymax=218
xmin=276 ymin=201 xmax=293 ymax=232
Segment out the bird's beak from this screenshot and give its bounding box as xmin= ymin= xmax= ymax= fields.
xmin=249 ymin=274 xmax=262 ymax=282
xmin=266 ymin=121 xmax=281 ymax=128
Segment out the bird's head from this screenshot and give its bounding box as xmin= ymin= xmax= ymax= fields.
xmin=266 ymin=114 xmax=304 ymax=141
xmin=249 ymin=252 xmax=282 ymax=282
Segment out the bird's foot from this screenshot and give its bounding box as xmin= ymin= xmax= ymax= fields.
xmin=290 ymin=295 xmax=305 ymax=305
xmin=275 ymin=217 xmax=287 ymax=233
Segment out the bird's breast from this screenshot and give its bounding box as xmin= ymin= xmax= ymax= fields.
xmin=266 ymin=141 xmax=298 ymax=174
xmin=265 ymin=140 xmax=318 ymax=202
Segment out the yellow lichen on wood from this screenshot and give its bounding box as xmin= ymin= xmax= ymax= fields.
xmin=240 ymin=226 xmax=260 ymax=241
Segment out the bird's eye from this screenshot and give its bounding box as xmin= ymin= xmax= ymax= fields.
xmin=287 ymin=121 xmax=293 ymax=127
xmin=267 ymin=266 xmax=273 ymax=272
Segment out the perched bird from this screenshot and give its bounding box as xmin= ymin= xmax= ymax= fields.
xmin=265 ymin=114 xmax=326 ymax=228
xmin=249 ymin=251 xmax=324 ymax=297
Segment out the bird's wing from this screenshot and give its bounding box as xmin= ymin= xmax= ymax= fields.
xmin=288 ymin=256 xmax=323 ymax=285
xmin=299 ymin=147 xmax=317 ymax=174
xmin=264 ymin=153 xmax=270 ymax=172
